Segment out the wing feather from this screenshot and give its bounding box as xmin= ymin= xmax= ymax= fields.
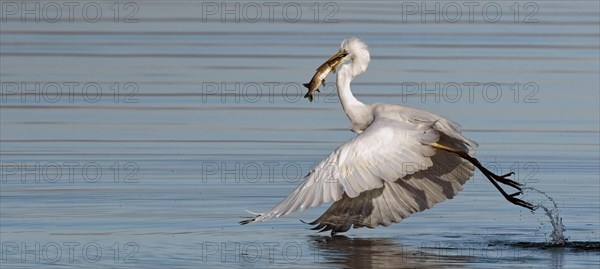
xmin=242 ymin=104 xmax=477 ymax=229
xmin=247 ymin=116 xmax=439 ymax=223
xmin=308 ymin=147 xmax=475 ymax=233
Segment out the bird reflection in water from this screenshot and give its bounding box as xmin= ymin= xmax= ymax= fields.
xmin=308 ymin=235 xmax=471 ymax=269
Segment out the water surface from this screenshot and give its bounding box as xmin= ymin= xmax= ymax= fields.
xmin=1 ymin=1 xmax=599 ymax=268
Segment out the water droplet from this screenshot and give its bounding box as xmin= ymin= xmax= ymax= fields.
xmin=523 ymin=187 xmax=568 ymax=245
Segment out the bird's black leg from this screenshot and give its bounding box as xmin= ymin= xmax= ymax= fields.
xmin=431 ymin=143 xmax=534 ymax=211
xmin=456 ymin=152 xmax=522 ymax=190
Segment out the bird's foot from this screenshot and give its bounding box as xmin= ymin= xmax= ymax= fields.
xmin=505 ymin=192 xmax=535 ymax=210
xmin=491 ymin=172 xmax=522 ymax=190
xmin=481 ymin=169 xmax=534 ymax=210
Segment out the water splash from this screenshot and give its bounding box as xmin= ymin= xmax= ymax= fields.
xmin=523 ymin=187 xmax=567 ymax=245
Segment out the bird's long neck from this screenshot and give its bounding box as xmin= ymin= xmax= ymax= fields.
xmin=337 ymin=66 xmax=363 ymax=109
xmin=336 ymin=63 xmax=371 ymax=133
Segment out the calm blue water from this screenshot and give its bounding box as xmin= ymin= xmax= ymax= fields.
xmin=1 ymin=1 xmax=599 ymax=268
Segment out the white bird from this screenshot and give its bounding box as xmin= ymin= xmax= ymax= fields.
xmin=241 ymin=38 xmax=533 ymax=235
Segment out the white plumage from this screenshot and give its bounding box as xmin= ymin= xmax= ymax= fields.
xmin=240 ymin=38 xmax=532 ymax=235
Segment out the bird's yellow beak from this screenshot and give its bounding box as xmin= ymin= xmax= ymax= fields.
xmin=322 ymin=50 xmax=349 ymax=68
xmin=325 ymin=50 xmax=348 ymax=62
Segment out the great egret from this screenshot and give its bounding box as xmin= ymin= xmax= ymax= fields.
xmin=241 ymin=38 xmax=533 ymax=235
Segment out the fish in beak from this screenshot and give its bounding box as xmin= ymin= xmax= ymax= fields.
xmin=303 ymin=50 xmax=348 ymax=102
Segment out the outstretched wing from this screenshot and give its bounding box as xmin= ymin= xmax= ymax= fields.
xmin=307 ymin=142 xmax=475 ymax=234
xmin=241 ymin=115 xmax=443 ymax=224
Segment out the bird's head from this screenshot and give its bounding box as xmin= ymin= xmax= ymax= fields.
xmin=324 ymin=38 xmax=370 ymax=76
xmin=340 ymin=37 xmax=369 ymax=62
